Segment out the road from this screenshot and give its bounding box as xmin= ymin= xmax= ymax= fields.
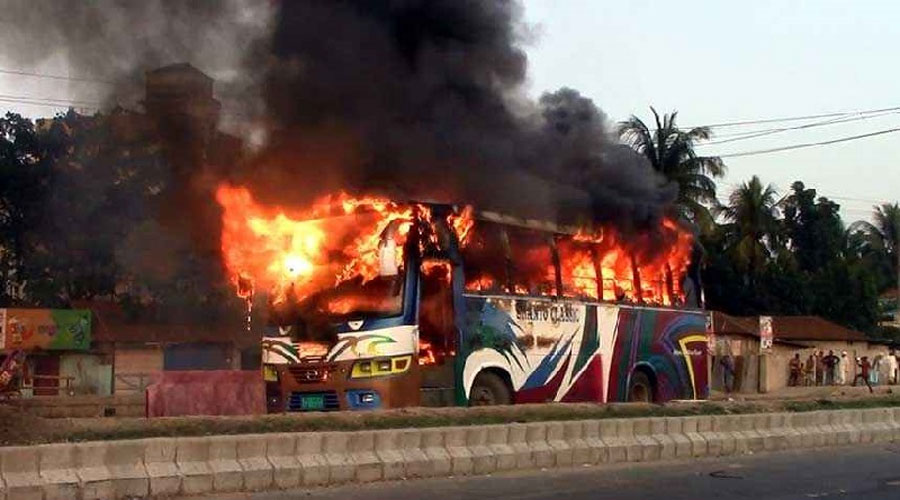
xmin=205 ymin=443 xmax=900 ymax=500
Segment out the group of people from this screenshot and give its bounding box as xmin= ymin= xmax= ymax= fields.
xmin=789 ymin=350 xmax=899 ymax=393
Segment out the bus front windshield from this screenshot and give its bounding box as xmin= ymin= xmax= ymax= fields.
xmin=306 ymin=272 xmax=405 ymax=321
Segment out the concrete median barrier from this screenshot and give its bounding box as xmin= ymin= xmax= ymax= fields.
xmin=76 ymin=442 xmax=114 ymax=500
xmin=295 ymin=433 xmax=328 ymax=486
xmin=0 ymin=446 xmax=41 ymax=500
xmin=3 ymin=406 xmax=900 ymax=498
xmin=265 ymin=433 xmax=301 ymax=489
xmin=373 ymin=430 xmax=404 ymax=480
xmin=175 ymin=437 xmax=213 ymax=495
xmin=208 ymin=436 xmax=244 ymax=493
xmin=347 ymin=432 xmax=381 ymax=483
xmin=37 ymin=443 xmax=78 ymax=500
xmin=237 ymin=435 xmax=273 ymax=491
xmin=144 ymin=438 xmax=180 ymax=496
xmin=105 ymin=439 xmax=149 ymax=499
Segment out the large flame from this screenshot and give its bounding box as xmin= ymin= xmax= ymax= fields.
xmin=216 ymin=185 xmax=416 ymax=306
xmin=216 ymin=184 xmax=693 ymax=312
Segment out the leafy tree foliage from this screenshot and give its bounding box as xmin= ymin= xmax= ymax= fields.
xmin=0 ymin=109 xmax=242 ymax=324
xmin=619 ymin=108 xmax=725 ymax=231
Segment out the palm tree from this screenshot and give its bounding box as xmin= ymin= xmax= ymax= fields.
xmin=619 ymin=107 xmax=725 ymax=231
xmin=716 ymin=176 xmax=780 ymax=277
xmin=849 ymin=203 xmax=900 ymax=289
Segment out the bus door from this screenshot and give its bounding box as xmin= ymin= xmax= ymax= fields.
xmin=418 ymin=258 xmax=457 ymax=406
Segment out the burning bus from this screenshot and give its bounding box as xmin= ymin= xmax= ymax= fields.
xmin=217 ymin=185 xmax=708 ymax=412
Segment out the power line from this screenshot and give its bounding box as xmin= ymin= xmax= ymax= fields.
xmin=688 ymin=105 xmax=900 ymax=129
xmin=0 ymin=68 xmax=114 ymax=85
xmin=716 ymin=126 xmax=900 ymax=159
xmin=0 ymin=97 xmax=98 ymax=111
xmin=0 ymin=93 xmax=102 ymax=106
xmin=699 ymin=109 xmax=900 ymax=146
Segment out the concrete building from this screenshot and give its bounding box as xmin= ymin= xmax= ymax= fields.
xmin=709 ymin=312 xmax=893 ymax=393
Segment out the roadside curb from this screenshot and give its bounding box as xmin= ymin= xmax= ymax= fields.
xmin=1 ymin=407 xmax=899 ymax=499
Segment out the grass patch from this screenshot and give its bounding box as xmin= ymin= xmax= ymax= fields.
xmin=4 ymin=395 xmax=900 ymax=446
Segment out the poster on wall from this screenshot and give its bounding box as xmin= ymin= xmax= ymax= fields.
xmin=759 ymin=315 xmax=774 ymax=353
xmin=0 ymin=309 xmax=91 ymax=351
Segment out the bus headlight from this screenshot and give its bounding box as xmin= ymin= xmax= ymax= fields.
xmin=351 ymin=355 xmax=412 ymax=379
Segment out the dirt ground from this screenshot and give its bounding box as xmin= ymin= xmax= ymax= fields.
xmin=710 ymin=384 xmax=896 ymax=402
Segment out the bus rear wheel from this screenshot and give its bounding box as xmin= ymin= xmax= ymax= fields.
xmin=469 ymin=371 xmax=512 ymax=406
xmin=628 ymin=371 xmax=654 ymax=403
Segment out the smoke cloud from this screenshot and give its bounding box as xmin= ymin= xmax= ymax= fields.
xmin=250 ymin=1 xmax=675 ymax=227
xmin=2 ymin=0 xmax=679 ymax=318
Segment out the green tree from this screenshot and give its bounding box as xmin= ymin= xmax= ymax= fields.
xmin=781 ymin=181 xmax=845 ymax=272
xmin=619 ymin=108 xmax=725 ymax=231
xmin=849 ymin=203 xmax=900 ymax=292
xmin=0 ymin=113 xmax=57 ymax=305
xmin=716 ymin=175 xmax=779 ymax=278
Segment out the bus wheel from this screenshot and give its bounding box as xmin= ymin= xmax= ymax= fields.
xmin=628 ymin=371 xmax=654 ymax=403
xmin=469 ymin=371 xmax=512 ymax=406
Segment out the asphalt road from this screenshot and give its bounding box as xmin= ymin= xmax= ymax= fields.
xmin=205 ymin=443 xmax=900 ymax=500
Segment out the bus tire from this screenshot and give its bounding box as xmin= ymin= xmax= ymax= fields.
xmin=469 ymin=371 xmax=512 ymax=406
xmin=627 ymin=370 xmax=654 ymax=403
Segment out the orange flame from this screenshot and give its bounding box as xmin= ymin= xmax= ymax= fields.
xmin=216 ymin=185 xmax=414 ymax=305
xmin=216 ymin=183 xmax=693 ymax=311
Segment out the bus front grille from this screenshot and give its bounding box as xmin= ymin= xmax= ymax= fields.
xmin=287 ymin=365 xmax=330 ymax=384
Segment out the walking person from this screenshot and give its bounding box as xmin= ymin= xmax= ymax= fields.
xmin=853 ymin=356 xmax=874 ymax=393
xmin=789 ymin=353 xmax=802 ymax=387
xmin=804 ymin=354 xmax=816 ymax=386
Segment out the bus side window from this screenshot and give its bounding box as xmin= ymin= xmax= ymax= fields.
xmin=419 ymin=260 xmax=455 ymax=365
xmin=506 ymin=227 xmax=557 ymax=297
xmin=557 ymin=238 xmax=599 ymax=300
xmin=460 ymin=221 xmax=508 ymax=293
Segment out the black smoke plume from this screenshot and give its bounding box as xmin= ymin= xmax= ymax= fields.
xmin=250 ymin=1 xmax=675 ymax=227
xmin=2 ymin=0 xmax=678 ymax=319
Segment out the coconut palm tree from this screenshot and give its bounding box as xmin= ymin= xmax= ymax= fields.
xmin=716 ymin=176 xmax=780 ymax=277
xmin=619 ymin=107 xmax=725 ymax=231
xmin=849 ymin=203 xmax=900 ymax=289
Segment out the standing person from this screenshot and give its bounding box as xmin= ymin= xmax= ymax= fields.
xmin=823 ymin=350 xmax=839 ymax=386
xmin=788 ymin=353 xmax=802 ymax=387
xmin=804 ymin=354 xmax=816 ymax=386
xmin=879 ymin=353 xmax=894 ymax=386
xmin=837 ymin=351 xmax=849 ymax=385
xmin=815 ymin=351 xmax=825 ymax=386
xmin=720 ymin=353 xmax=736 ymax=393
xmin=872 ymin=355 xmax=882 ymax=386
xmin=854 ymin=356 xmax=874 ymax=393
xmin=887 ymin=350 xmax=899 ymax=385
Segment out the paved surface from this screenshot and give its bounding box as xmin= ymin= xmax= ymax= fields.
xmin=204 ymin=443 xmax=900 ymax=500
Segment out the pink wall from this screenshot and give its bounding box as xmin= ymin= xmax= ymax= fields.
xmin=146 ymin=370 xmax=264 ymax=417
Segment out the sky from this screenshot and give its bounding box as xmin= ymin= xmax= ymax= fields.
xmin=1 ymin=1 xmax=897 ymax=224
xmin=522 ymin=0 xmax=900 ymax=223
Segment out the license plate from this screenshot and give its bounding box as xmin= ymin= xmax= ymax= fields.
xmin=300 ymin=394 xmax=325 ymax=410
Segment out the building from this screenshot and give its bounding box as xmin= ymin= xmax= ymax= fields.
xmin=878 ymin=289 xmax=899 ymax=329
xmin=709 ymin=312 xmax=893 ymax=393
xmin=0 ymin=308 xmax=109 ymax=397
